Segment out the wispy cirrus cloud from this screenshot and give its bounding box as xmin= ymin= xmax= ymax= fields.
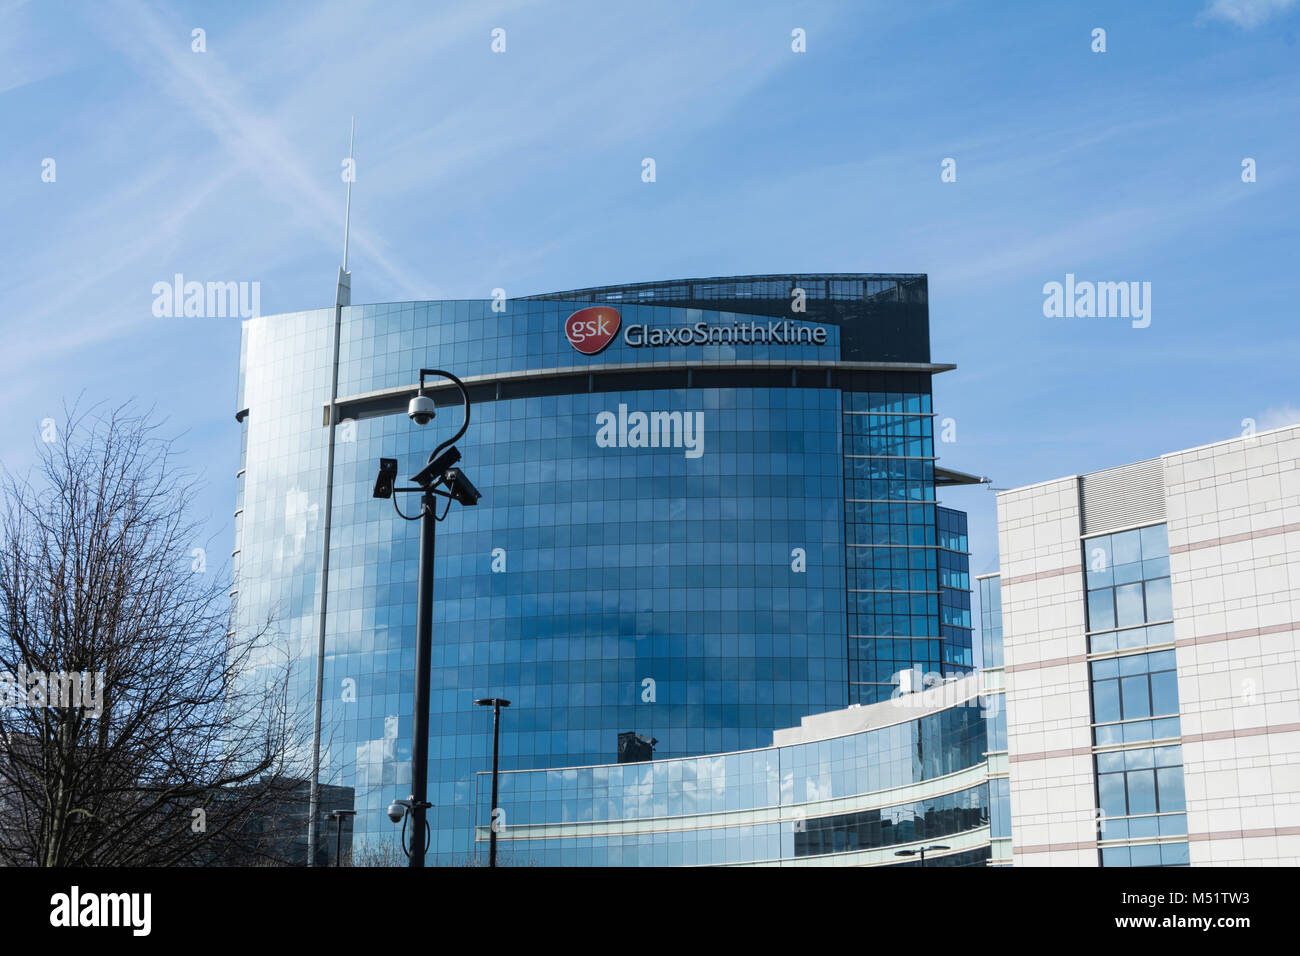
xmin=0 ymin=0 xmax=74 ymax=95
xmin=97 ymin=0 xmax=432 ymax=301
xmin=3 ymin=0 xmax=1299 ymax=589
xmin=1198 ymin=0 xmax=1298 ymax=28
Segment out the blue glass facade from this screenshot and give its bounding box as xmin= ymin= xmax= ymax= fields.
xmin=977 ymin=573 xmax=1010 ymax=864
xmin=841 ymin=403 xmax=973 ymax=705
xmin=232 ymin=274 xmax=975 ymax=864
xmin=978 ymin=574 xmax=1004 ymax=672
xmin=938 ymin=507 xmax=974 ymax=676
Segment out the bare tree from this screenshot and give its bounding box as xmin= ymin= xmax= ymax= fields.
xmin=0 ymin=403 xmax=311 ymax=866
xmin=347 ymin=837 xmax=405 ymax=868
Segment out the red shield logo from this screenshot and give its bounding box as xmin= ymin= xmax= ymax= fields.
xmin=564 ymin=307 xmax=620 ymax=355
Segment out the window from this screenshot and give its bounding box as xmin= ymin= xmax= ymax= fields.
xmin=1090 ymin=650 xmax=1180 ymax=745
xmin=1095 ymin=745 xmax=1186 ymax=818
xmin=1102 ymin=841 xmax=1189 ymax=867
xmin=1083 ymin=525 xmax=1173 ymax=635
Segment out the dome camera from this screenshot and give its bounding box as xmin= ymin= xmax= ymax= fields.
xmin=408 ymin=394 xmax=436 ymax=426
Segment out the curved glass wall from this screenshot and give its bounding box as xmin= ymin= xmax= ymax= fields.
xmin=473 ymin=699 xmax=989 ymax=866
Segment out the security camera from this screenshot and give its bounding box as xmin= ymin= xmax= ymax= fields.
xmin=408 ymin=394 xmax=436 ymax=426
xmin=410 ymin=446 xmax=461 ymax=489
xmin=443 ymin=467 xmax=481 ymax=506
xmin=373 ymin=458 xmax=399 ymax=499
xmin=387 ymin=799 xmax=408 ymax=823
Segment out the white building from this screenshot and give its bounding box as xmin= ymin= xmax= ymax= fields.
xmin=988 ymin=424 xmax=1299 ymax=866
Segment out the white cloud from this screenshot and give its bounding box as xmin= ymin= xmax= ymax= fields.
xmin=1198 ymin=0 xmax=1298 ymax=28
xmin=1256 ymin=405 xmax=1300 ymax=430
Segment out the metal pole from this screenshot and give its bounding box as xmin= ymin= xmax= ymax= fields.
xmin=489 ymin=701 xmax=502 ymax=868
xmin=409 ymin=489 xmax=436 ymax=868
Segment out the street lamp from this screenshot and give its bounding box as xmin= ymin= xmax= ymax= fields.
xmin=894 ymin=844 xmax=950 ymax=867
xmin=474 ymin=697 xmax=510 ymax=868
xmin=375 ymin=369 xmax=481 ymax=868
xmin=327 ymin=809 xmax=356 ymax=867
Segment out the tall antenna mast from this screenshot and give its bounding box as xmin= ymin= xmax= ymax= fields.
xmin=342 ymin=116 xmax=355 ymax=271
xmin=309 ymin=116 xmax=355 ymax=866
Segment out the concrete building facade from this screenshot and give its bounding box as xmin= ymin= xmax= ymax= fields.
xmin=991 ymin=425 xmax=1300 ymax=866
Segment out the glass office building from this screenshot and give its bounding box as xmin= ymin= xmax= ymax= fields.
xmin=232 ymin=274 xmax=980 ymax=863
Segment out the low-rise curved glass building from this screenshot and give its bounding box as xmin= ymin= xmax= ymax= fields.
xmin=474 ymin=674 xmax=993 ymax=866
xmin=233 ymin=274 xmax=980 ymax=863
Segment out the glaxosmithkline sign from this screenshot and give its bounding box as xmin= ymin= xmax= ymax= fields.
xmin=565 ymin=307 xmax=826 ymax=353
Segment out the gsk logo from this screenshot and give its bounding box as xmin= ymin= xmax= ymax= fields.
xmin=564 ymin=307 xmax=620 ymax=355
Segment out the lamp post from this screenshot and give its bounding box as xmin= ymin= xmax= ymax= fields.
xmin=374 ymin=369 xmax=481 ymax=868
xmin=327 ymin=809 xmax=356 ymax=867
xmin=894 ymin=844 xmax=950 ymax=867
xmin=474 ymin=697 xmax=510 ymax=868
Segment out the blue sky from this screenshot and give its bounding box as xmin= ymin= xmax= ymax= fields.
xmin=2 ymin=0 xmax=1297 ymax=600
